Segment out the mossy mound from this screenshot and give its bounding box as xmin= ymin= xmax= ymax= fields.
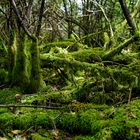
xmin=0 ymin=99 xmax=139 ymax=139
xmin=0 ymin=88 xmax=21 ymax=104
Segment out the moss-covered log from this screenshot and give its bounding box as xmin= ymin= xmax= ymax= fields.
xmin=102 ymin=34 xmax=140 ymax=60
xmin=42 ymin=41 xmax=88 ymax=52
xmin=40 ymin=54 xmax=103 ymax=72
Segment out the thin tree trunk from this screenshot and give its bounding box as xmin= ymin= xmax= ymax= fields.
xmin=119 ymin=0 xmax=136 ymax=34
xmin=36 ymin=0 xmax=45 ymax=37
xmin=29 ymin=38 xmax=41 ymax=93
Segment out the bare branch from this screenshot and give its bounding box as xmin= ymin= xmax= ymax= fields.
xmin=0 ymin=104 xmax=60 ymax=109
xmin=8 ymin=0 xmax=34 ymax=40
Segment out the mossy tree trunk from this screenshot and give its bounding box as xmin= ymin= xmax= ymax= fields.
xmin=8 ymin=34 xmax=41 ymax=93
xmin=8 ymin=0 xmax=42 ymax=93
xmin=29 ymin=38 xmax=41 ymax=93
xmin=8 ymin=32 xmax=17 ymax=83
xmin=12 ymin=33 xmax=30 ymax=89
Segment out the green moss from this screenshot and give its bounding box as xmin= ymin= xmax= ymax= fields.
xmin=12 ymin=34 xmax=30 ymax=89
xmin=65 ymin=102 xmax=108 ymax=112
xmin=95 ymin=127 xmax=112 ymax=140
xmin=79 ymin=109 xmax=103 ymax=134
xmin=14 ymin=114 xmax=34 ymax=129
xmin=0 ymin=108 xmax=8 ymax=114
xmin=106 ymin=100 xmax=140 ymax=139
xmin=102 ymin=35 xmax=137 ymax=60
xmin=42 ymin=41 xmax=88 ymax=53
xmin=46 ymin=91 xmax=72 ymax=104
xmin=0 ymin=88 xmax=20 ymax=104
xmin=0 ymin=113 xmax=15 ymax=131
xmin=34 ymin=111 xmax=59 ymax=129
xmin=71 ymin=48 xmax=102 ymax=62
xmin=0 ymin=99 xmax=139 ymax=139
xmin=31 ymin=133 xmax=48 ymax=140
xmin=57 ymin=112 xmax=78 ymax=133
xmin=0 ymin=69 xmax=8 ymax=84
xmin=72 ymin=135 xmax=96 ymax=140
xmin=8 ymin=32 xmax=17 ymax=83
xmin=29 ymin=38 xmax=41 ymax=93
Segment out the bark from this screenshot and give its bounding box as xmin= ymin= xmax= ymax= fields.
xmin=9 ymin=0 xmax=34 ymax=40
xmin=36 ymin=0 xmax=45 ymax=37
xmin=62 ymin=0 xmax=73 ymax=38
xmin=119 ymin=0 xmax=136 ymax=34
xmin=25 ymin=0 xmax=34 ymax=20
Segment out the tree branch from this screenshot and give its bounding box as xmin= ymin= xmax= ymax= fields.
xmin=36 ymin=0 xmax=45 ymax=37
xmin=0 ymin=104 xmax=60 ymax=109
xmin=9 ymin=0 xmax=34 ymax=40
xmin=119 ymin=0 xmax=136 ymax=34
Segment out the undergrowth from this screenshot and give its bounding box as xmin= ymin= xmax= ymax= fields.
xmin=0 ymin=87 xmax=140 ymax=139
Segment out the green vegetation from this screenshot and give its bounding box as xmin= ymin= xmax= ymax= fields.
xmin=0 ymin=0 xmax=140 ymax=139
xmin=0 ymin=89 xmax=140 ymax=139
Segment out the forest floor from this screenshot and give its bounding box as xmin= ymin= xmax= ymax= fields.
xmin=0 ymin=87 xmax=140 ymax=140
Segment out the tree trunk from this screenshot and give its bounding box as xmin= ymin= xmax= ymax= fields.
xmin=29 ymin=38 xmax=41 ymax=93
xmin=12 ymin=33 xmax=30 ymax=89
xmin=119 ymin=0 xmax=136 ymax=34
xmin=8 ymin=32 xmax=16 ymax=84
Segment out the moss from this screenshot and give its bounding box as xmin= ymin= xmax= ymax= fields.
xmin=72 ymin=135 xmax=96 ymax=140
xmin=31 ymin=133 xmax=48 ymax=140
xmin=8 ymin=32 xmax=17 ymax=83
xmin=95 ymin=127 xmax=112 ymax=140
xmin=35 ymin=113 xmax=53 ymax=128
xmin=41 ymin=54 xmax=103 ymax=72
xmin=14 ymin=114 xmax=34 ymax=129
xmin=0 ymin=69 xmax=8 ymax=84
xmin=42 ymin=41 xmax=88 ymax=53
xmin=29 ymin=38 xmax=41 ymax=93
xmin=79 ymin=109 xmax=103 ymax=134
xmin=0 ymin=113 xmax=15 ymax=131
xmin=0 ymin=99 xmax=139 ymax=139
xmin=71 ymin=48 xmax=102 ymax=63
xmin=113 ymin=53 xmax=139 ymax=64
xmin=102 ymin=35 xmax=137 ymax=60
xmin=57 ymin=109 xmax=104 ymax=135
xmin=72 ymin=81 xmax=103 ymax=103
xmin=0 ymin=108 xmax=8 ymax=114
xmin=57 ymin=112 xmax=78 ymax=133
xmin=12 ymin=34 xmax=30 ymax=89
xmin=0 ymin=87 xmax=20 ymax=104
xmin=107 ymin=100 xmax=140 ymax=139
xmin=65 ymin=102 xmax=108 ymax=112
xmin=46 ymin=91 xmax=73 ymax=104
xmin=34 ymin=110 xmax=59 ymax=129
